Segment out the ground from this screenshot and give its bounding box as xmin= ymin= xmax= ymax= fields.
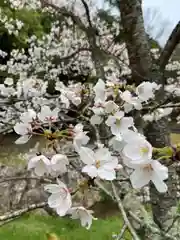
xmin=0 ymin=213 xmax=131 ymax=240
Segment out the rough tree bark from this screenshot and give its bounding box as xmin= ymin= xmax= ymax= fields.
xmin=119 ymin=0 xmax=152 ymax=85
xmin=119 ymin=0 xmax=179 ymax=238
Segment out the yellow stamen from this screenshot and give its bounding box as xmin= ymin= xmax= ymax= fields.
xmin=95 ymin=160 xmax=101 ymax=169
xmin=116 ymin=119 xmax=121 ymax=126
xmin=140 ymin=147 xmax=149 ymax=155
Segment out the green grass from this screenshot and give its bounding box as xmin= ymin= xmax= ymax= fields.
xmin=0 ymin=214 xmax=131 ymax=240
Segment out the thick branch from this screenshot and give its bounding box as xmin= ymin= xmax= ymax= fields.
xmin=159 ymin=21 xmax=180 ymax=71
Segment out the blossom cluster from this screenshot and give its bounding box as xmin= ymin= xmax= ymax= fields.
xmin=12 ymin=79 xmax=170 ymax=229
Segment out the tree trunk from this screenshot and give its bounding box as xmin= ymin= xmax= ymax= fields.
xmin=119 ymin=0 xmax=152 ymax=85
xmin=119 ymin=0 xmax=179 ymax=237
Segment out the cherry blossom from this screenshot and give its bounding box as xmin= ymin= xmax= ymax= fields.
xmin=14 ymin=122 xmax=32 ymax=144
xmin=44 ymin=180 xmax=72 ymax=216
xmin=67 ymin=207 xmax=97 ymax=229
xmin=105 ymin=111 xmax=134 ymax=136
xmin=129 ymin=159 xmax=168 ymax=193
xmin=38 ymin=105 xmax=59 ymax=123
xmin=120 ymin=90 xmax=142 ymax=113
xmin=20 ymin=109 xmax=36 ymax=123
xmin=79 ymin=147 xmax=120 ymax=180
xmin=136 ymin=81 xmax=160 ymax=102
xmin=123 ymin=138 xmax=152 ymax=165
xmin=93 ymin=79 xmax=106 ymax=102
xmin=50 ymin=154 xmax=69 ymax=176
xmin=28 ymin=155 xmax=51 ymax=176
xmin=72 ymin=123 xmax=90 ymax=151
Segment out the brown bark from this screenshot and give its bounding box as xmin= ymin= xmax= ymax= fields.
xmin=119 ymin=0 xmax=152 ymax=85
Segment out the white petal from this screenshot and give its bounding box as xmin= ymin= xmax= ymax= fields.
xmin=98 ymin=168 xmax=116 ymax=180
xmin=79 ymin=147 xmax=95 ymax=165
xmin=105 ymin=101 xmax=119 ymax=113
xmin=34 ymin=161 xmax=48 ymax=176
xmin=14 ymin=123 xmax=31 ymax=135
xmin=151 ymin=173 xmax=168 ymax=193
xmin=130 ymin=168 xmax=151 ymax=189
xmin=15 ymin=135 xmax=31 ymax=144
xmin=56 ymin=195 xmax=72 ymax=216
xmin=120 ymin=117 xmax=134 ymax=129
xmin=48 ymin=193 xmax=62 ymax=208
xmin=60 ymin=94 xmax=70 ymax=108
xmin=44 ymin=184 xmax=61 ymax=193
xmin=109 ymin=136 xmax=125 ymax=152
xmin=103 ymin=156 xmax=118 ymax=169
xmin=151 ymin=160 xmax=168 ymax=180
xmin=74 ymin=123 xmax=83 ymax=132
xmin=73 ymin=97 xmax=81 ymax=106
xmin=20 ymin=109 xmax=36 ymax=123
xmin=114 ymin=111 xmax=124 ymax=119
xmin=111 ymin=124 xmax=121 ymax=136
xmin=122 ymin=130 xmax=144 ymax=143
xmin=105 ymin=115 xmax=116 ymax=126
xmin=82 ymin=165 xmax=97 ymax=178
xmin=94 ymin=79 xmax=106 ymax=101
xmin=124 ymin=103 xmax=133 ymax=113
xmin=80 ymin=213 xmax=92 ymax=229
xmin=121 ymin=90 xmax=132 ymax=102
xmin=92 ymin=106 xmax=104 ymax=115
xmin=95 ymin=148 xmax=111 ymax=162
xmin=51 ymin=154 xmax=69 ymax=165
xmin=90 ymin=115 xmax=103 ymax=125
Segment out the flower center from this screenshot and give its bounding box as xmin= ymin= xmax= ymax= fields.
xmin=95 ymin=160 xmax=101 ymax=168
xmin=116 ymin=119 xmax=121 ymax=126
xmin=140 ymin=147 xmax=149 ymax=155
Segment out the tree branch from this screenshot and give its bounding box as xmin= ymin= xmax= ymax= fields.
xmin=0 ymin=176 xmax=53 ymax=184
xmin=0 ymin=202 xmax=47 ymax=221
xmin=159 ymin=21 xmax=180 ymax=71
xmin=81 ymin=0 xmax=93 ymax=28
xmin=111 ymin=182 xmax=141 ymax=240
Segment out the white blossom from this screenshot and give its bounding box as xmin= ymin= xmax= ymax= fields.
xmin=28 ymin=155 xmax=51 ymax=176
xmin=129 ymin=159 xmax=168 ymax=193
xmin=50 ymin=154 xmax=69 ymax=176
xmin=136 ymin=81 xmax=160 ymax=102
xmin=67 ymin=207 xmax=97 ymax=229
xmin=123 ymin=138 xmax=152 ymax=165
xmin=79 ymin=147 xmax=120 ymax=180
xmin=44 ymin=180 xmax=72 ymax=216
xmin=120 ymin=90 xmax=142 ymax=113
xmin=38 ymin=105 xmax=59 ymax=123
xmin=106 ymin=111 xmax=134 ymax=136
xmin=14 ymin=122 xmax=32 ymax=144
xmin=72 ymin=123 xmax=90 ymax=151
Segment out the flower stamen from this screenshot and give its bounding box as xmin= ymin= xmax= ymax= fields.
xmin=95 ymin=160 xmax=101 ymax=169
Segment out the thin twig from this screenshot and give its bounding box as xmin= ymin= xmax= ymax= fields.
xmin=117 ymin=223 xmax=127 ymax=240
xmin=0 ymin=176 xmax=53 ymax=184
xmin=0 ymin=202 xmax=47 ymax=221
xmin=165 ymin=215 xmax=180 ymax=233
xmin=111 ymin=182 xmax=141 ymax=240
xmin=128 ymin=211 xmax=178 ymax=240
